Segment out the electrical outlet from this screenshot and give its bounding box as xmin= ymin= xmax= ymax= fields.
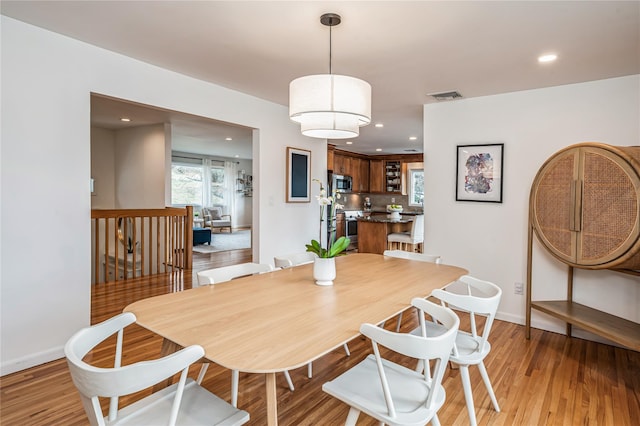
xmin=391 ymin=197 xmax=395 ymax=203
xmin=514 ymin=282 xmax=524 ymax=295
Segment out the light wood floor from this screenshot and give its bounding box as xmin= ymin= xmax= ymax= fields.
xmin=2 ymin=248 xmax=639 ymax=425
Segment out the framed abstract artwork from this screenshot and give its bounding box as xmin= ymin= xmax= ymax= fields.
xmin=456 ymin=143 xmax=504 ymax=203
xmin=286 ymin=146 xmax=311 ymax=203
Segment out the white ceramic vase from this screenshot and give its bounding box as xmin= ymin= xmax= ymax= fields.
xmin=313 ymin=257 xmax=336 ymax=286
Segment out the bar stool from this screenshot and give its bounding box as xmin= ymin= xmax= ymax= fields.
xmin=387 ymin=214 xmax=424 ymax=253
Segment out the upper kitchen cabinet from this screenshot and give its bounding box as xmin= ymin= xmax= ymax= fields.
xmin=327 ymin=148 xmax=334 ymax=173
xmin=369 ymin=159 xmax=385 ymax=193
xmin=330 ymin=148 xmax=369 ymax=192
xmin=359 ymin=158 xmax=370 ymax=193
xmin=328 ymin=145 xmax=422 ymax=194
xmin=369 ymin=154 xmax=423 ymax=194
xmin=385 ymin=161 xmax=403 ymax=193
xmin=348 ymin=157 xmax=370 ymax=193
xmin=333 ymin=153 xmax=350 ymax=175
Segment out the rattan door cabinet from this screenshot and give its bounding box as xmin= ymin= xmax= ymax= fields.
xmin=525 ymin=142 xmax=640 ymax=351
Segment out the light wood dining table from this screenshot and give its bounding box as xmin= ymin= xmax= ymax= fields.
xmin=124 ymin=253 xmax=467 ymax=425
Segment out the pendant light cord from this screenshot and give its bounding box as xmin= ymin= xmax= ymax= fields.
xmin=329 ymin=24 xmax=332 ymax=75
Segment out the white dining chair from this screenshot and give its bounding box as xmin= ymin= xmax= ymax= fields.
xmin=383 ymin=249 xmax=442 ymax=332
xmin=196 ymin=262 xmax=274 ymax=285
xmin=387 ymin=214 xmax=424 ymax=253
xmin=323 ymin=298 xmax=459 ymax=426
xmin=196 ymin=262 xmax=294 ymax=407
xmin=273 ymin=252 xmax=317 ymax=268
xmin=65 ymin=312 xmax=249 ymax=426
xmin=273 ymin=251 xmax=351 ymax=378
xmin=412 ymin=275 xmax=503 ymax=426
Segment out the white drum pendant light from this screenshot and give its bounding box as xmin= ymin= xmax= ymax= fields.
xmin=289 ymin=13 xmax=371 ymax=139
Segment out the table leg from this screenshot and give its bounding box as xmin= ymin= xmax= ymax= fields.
xmin=266 ymin=372 xmax=278 ymax=426
xmin=153 ymin=338 xmax=181 ymax=391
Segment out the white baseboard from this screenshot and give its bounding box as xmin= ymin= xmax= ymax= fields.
xmin=1 ymin=346 xmax=64 ymax=376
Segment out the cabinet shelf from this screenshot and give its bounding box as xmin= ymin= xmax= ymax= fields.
xmin=531 ymin=300 xmax=640 ymax=351
xmin=385 ymin=161 xmax=402 ymax=192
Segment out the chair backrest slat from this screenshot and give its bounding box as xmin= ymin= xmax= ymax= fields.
xmin=359 ymin=299 xmax=459 ymax=415
xmin=383 ymin=249 xmax=441 ymax=264
xmin=431 ymin=275 xmax=502 ymax=352
xmin=64 ymin=313 xmax=205 ymax=423
xmin=196 ymin=262 xmax=273 ymax=285
xmin=274 ymin=252 xmax=317 ymax=268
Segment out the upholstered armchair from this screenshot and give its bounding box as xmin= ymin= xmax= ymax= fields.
xmin=203 ymin=206 xmax=232 ymax=233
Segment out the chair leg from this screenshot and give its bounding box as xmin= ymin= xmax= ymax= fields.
xmin=196 ymin=363 xmax=209 ymax=384
xmin=345 ymin=407 xmax=360 ymax=426
xmin=478 ymin=361 xmax=500 ymax=412
xmin=343 ymin=343 xmax=351 ymax=357
xmin=395 ymin=312 xmax=403 ymax=332
xmin=231 ymin=369 xmax=239 ymax=408
xmin=431 ymin=413 xmax=441 ymax=426
xmin=308 ymin=362 xmax=313 ymax=378
xmin=283 ymin=370 xmax=295 ymax=391
xmin=459 ymin=365 xmax=477 ymax=426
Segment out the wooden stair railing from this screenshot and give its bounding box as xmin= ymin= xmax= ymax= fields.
xmin=91 ymin=207 xmax=193 ymax=284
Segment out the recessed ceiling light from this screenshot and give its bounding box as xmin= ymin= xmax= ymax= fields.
xmin=409 ymin=136 xmax=417 ymax=141
xmin=346 ymin=141 xmax=353 ymax=145
xmin=225 ymin=137 xmax=233 ymax=141
xmin=375 ymin=148 xmax=382 ymax=152
xmin=375 ymin=123 xmax=384 ymax=128
xmin=120 ymin=117 xmax=131 ymax=122
xmin=234 ymin=154 xmax=239 ymax=158
xmin=538 ymin=54 xmax=557 ymax=63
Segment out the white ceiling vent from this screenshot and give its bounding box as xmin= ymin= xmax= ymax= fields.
xmin=428 ymin=91 xmax=463 ymax=101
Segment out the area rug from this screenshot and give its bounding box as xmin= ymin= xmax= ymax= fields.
xmin=192 ymin=229 xmax=251 ymax=253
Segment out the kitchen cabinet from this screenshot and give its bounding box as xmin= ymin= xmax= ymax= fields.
xmin=327 ymin=149 xmax=334 ymax=172
xmin=359 ymin=159 xmax=370 ymax=192
xmin=526 ymin=142 xmax=640 ymax=351
xmin=328 ymin=146 xmax=422 ymax=194
xmin=334 ymin=154 xmax=351 ymax=175
xmin=350 ymin=158 xmax=361 ymax=191
xmin=335 ymin=212 xmax=345 ymax=239
xmin=357 ymin=217 xmax=411 ymax=254
xmin=385 ymin=161 xmax=403 ymax=193
xmin=369 ymin=160 xmax=385 ymax=193
xmin=349 ymin=157 xmax=369 ymax=193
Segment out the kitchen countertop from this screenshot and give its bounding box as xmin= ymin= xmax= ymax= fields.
xmin=369 ymin=209 xmax=423 ymax=215
xmin=357 ymin=215 xmax=411 ymax=224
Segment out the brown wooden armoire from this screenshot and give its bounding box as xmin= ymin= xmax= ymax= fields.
xmin=525 ymin=142 xmax=640 ymax=351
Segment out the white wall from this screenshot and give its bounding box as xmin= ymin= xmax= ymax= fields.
xmin=235 ymin=159 xmax=253 ymax=228
xmin=90 ymin=127 xmax=116 ymax=209
xmin=91 ymin=124 xmax=169 ymax=209
xmin=114 ymin=124 xmax=167 ymax=208
xmin=423 ymin=75 xmax=640 ymax=341
xmin=0 ymin=17 xmax=322 ymax=374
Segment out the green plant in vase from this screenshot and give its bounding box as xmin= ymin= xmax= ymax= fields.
xmin=306 ymin=179 xmax=350 ymax=258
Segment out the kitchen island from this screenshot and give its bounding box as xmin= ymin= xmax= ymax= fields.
xmin=357 ymin=215 xmax=412 ymax=254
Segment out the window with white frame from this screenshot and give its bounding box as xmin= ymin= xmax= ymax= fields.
xmin=171 ymin=157 xmax=229 ymax=207
xmin=209 ymin=166 xmax=226 ymax=205
xmin=408 ymin=168 xmax=424 ymax=207
xmin=171 ymin=164 xmax=204 ymax=205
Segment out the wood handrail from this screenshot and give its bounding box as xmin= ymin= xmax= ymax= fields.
xmin=91 ymin=207 xmax=188 ymax=219
xmin=91 ymin=207 xmax=193 ymax=284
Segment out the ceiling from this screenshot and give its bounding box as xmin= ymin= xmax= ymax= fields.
xmin=3 ymin=1 xmax=639 ymax=156
xmin=91 ymin=94 xmax=254 ymax=159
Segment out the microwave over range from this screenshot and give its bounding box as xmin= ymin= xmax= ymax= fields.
xmin=331 ymin=174 xmax=352 ymax=193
